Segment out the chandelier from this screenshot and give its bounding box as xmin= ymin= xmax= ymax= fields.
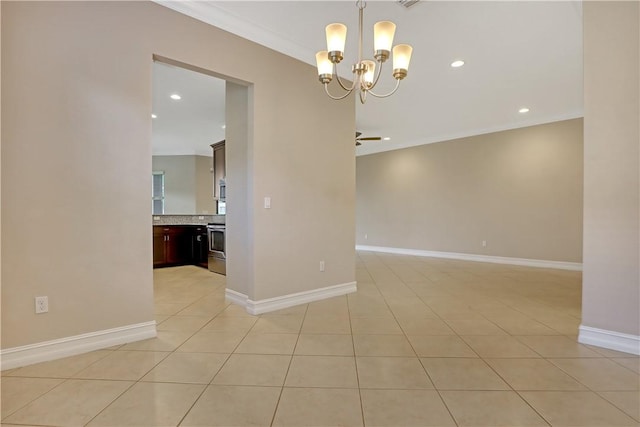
xmin=315 ymin=0 xmax=413 ymax=104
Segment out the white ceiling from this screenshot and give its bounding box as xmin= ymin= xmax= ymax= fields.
xmin=154 ymin=0 xmax=583 ymax=157
xmin=152 ymin=61 xmax=226 ymax=156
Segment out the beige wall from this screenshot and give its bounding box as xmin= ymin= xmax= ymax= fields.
xmin=152 ymin=155 xmax=197 ymax=214
xmin=582 ymin=2 xmax=639 ymax=337
xmin=1 ymin=1 xmax=355 ymax=350
xmin=2 ymin=2 xmax=155 ymax=348
xmin=249 ymin=66 xmax=356 ymax=301
xmin=152 ymin=155 xmax=215 ymax=214
xmin=195 ymin=155 xmax=216 ymax=215
xmin=0 ymin=1 xmax=3 ymax=349
xmin=356 ymin=119 xmax=584 ymax=263
xmin=225 ymin=83 xmax=252 ymax=297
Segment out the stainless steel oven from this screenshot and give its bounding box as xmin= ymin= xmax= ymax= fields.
xmin=207 ymin=224 xmax=226 ymax=275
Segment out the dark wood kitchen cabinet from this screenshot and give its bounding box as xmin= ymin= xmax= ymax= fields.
xmin=211 ymin=140 xmax=225 ymax=200
xmin=153 ymin=227 xmax=166 ymax=267
xmin=153 ymin=226 xmax=193 ymax=267
xmin=191 ymin=226 xmax=209 ymax=268
xmin=153 ymin=225 xmax=209 ymax=268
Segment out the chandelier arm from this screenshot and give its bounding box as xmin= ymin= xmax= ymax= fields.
xmin=319 ymin=0 xmax=409 ymax=103
xmin=324 ymin=83 xmax=354 ymax=100
xmin=366 ymin=79 xmax=401 ymax=98
xmin=359 ymin=88 xmax=367 ymax=104
xmin=334 ymin=65 xmax=358 ymax=92
xmin=332 ymin=61 xmax=358 ymax=92
xmin=370 ymin=58 xmax=385 ymax=90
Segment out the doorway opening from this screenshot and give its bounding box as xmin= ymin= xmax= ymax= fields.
xmin=150 ymin=56 xmax=253 ymax=300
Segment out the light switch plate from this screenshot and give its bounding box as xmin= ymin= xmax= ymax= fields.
xmin=264 ymin=197 xmax=271 ymax=209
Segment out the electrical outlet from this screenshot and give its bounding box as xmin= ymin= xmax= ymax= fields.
xmin=319 ymin=260 xmax=325 ymax=272
xmin=364 ymin=234 xmax=368 ymax=240
xmin=482 ymin=240 xmax=487 ymax=247
xmin=35 ymin=296 xmax=48 ymax=314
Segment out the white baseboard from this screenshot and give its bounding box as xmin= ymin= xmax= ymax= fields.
xmin=0 ymin=321 xmax=157 ymax=371
xmin=578 ymin=325 xmax=640 ymax=356
xmin=225 ymin=282 xmax=357 ymax=315
xmin=225 ymin=288 xmax=249 ymax=306
xmin=356 ymin=245 xmax=582 ymax=271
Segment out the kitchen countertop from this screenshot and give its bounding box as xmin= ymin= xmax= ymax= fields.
xmin=152 ymin=214 xmax=225 ymax=226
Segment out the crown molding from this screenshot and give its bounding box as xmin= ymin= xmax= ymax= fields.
xmin=153 ymin=1 xmax=316 ymax=65
xmin=356 ymin=113 xmax=585 ymax=157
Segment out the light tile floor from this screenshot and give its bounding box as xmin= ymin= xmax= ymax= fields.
xmin=2 ymin=251 xmax=639 ymax=426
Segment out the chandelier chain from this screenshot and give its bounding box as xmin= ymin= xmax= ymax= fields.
xmin=357 ymin=0 xmax=364 ymax=66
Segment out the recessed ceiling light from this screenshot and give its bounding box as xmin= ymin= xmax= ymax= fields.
xmin=451 ymin=60 xmax=465 ymax=68
xmin=221 ymin=125 xmax=226 ymax=129
xmin=383 ymin=137 xmax=391 ymax=141
xmin=170 ymin=94 xmax=181 ymax=100
xmin=519 ymin=107 xmax=530 ymax=113
xmin=151 ymin=114 xmax=157 ymax=119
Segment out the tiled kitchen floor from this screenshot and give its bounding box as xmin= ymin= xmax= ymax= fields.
xmin=2 ymin=251 xmax=639 ymax=426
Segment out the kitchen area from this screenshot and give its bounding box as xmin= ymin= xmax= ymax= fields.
xmin=151 ymin=61 xmax=228 ymax=275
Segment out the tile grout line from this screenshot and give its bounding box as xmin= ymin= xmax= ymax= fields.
xmin=370 ymin=251 xmax=566 ymax=427
xmin=7 ymin=259 xmax=638 ymax=426
xmin=164 ymin=270 xmax=232 ymax=426
xmin=269 ymin=303 xmax=309 ymax=427
xmin=351 ymin=251 xmax=369 ymax=427
xmin=111 ymin=279 xmax=222 ymax=427
xmin=374 ymin=251 xmax=462 ymax=427
xmin=81 ymin=379 xmax=140 ymax=426
xmin=90 ymin=273 xmax=233 ymax=427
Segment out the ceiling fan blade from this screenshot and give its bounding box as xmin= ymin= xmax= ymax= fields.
xmin=357 ymin=137 xmax=382 ymax=141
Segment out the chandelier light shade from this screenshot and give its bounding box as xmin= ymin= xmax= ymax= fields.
xmin=362 ymin=60 xmax=376 ymax=87
xmin=326 ymin=23 xmax=347 ymax=62
xmin=316 ymin=0 xmax=413 ymax=103
xmin=316 ymin=51 xmax=334 ymax=82
xmin=392 ymin=44 xmax=413 ymax=79
xmin=373 ymin=21 xmax=396 ymax=57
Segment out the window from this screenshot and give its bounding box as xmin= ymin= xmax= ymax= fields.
xmin=152 ymin=171 xmax=165 ymax=214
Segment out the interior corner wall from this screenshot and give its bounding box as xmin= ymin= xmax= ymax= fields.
xmin=1 ymin=1 xmax=355 ymax=352
xmin=581 ymin=2 xmax=639 ymax=342
xmin=195 ymin=155 xmax=216 ymax=215
xmin=225 ymin=82 xmax=252 ymax=298
xmin=0 ymin=0 xmax=3 ymax=349
xmin=152 ymin=154 xmax=216 ymax=215
xmin=152 ymin=155 xmax=197 ymax=214
xmin=356 ymin=119 xmax=584 ymax=263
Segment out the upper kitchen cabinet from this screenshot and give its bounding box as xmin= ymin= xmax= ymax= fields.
xmin=211 ymin=140 xmax=226 ymax=201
